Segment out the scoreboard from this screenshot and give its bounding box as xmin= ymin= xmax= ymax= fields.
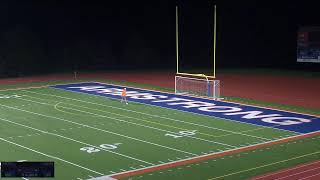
xmin=297 ymin=27 xmax=320 ymax=63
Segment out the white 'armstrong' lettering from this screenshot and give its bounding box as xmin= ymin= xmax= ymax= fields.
xmin=127 ymin=93 xmax=168 ymax=100
xmin=69 ymin=86 xmax=105 ymax=91
xmin=70 ymin=86 xmax=169 ymax=100
xmin=198 ymin=106 xmax=242 ymax=113
xmin=168 ymin=101 xmax=215 ymax=108
xmin=152 ymin=97 xmax=189 ymax=103
xmin=68 ymin=85 xmax=313 ymax=127
xmin=224 ymin=111 xmax=281 ymax=119
xmin=261 ymin=117 xmax=311 ymax=126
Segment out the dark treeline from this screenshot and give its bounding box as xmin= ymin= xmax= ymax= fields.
xmin=0 ymin=0 xmax=176 ymax=76
xmin=0 ymin=0 xmax=319 ymax=77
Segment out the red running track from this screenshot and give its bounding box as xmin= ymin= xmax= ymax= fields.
xmin=250 ymin=160 xmax=320 ymax=180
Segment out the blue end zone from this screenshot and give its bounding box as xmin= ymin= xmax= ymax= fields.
xmin=50 ymin=82 xmax=320 ymax=134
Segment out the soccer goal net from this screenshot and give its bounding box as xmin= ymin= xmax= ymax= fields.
xmin=175 ymin=75 xmax=220 ymax=99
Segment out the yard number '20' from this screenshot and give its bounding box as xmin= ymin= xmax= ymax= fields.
xmin=80 ymin=143 xmax=121 ymax=154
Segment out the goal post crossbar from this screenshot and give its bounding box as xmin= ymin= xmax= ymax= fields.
xmin=176 ymin=72 xmax=215 ymax=79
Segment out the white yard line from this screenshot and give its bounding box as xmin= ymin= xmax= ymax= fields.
xmin=13 ymin=96 xmax=231 ymax=151
xmin=0 ymin=117 xmax=154 ymax=165
xmin=49 ymin=101 xmax=238 ymax=148
xmin=0 ymin=103 xmax=197 ymax=156
xmin=0 ymin=137 xmax=104 ymax=176
xmin=21 ymin=90 xmax=277 ymax=140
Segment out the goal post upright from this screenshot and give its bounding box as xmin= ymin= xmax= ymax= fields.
xmin=175 ymin=3 xmax=221 ymax=99
xmin=176 ymin=4 xmax=217 ymax=78
xmin=213 ymin=4 xmax=217 ymax=79
xmin=176 ymin=5 xmax=179 ymax=74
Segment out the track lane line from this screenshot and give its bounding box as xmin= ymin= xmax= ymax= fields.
xmin=207 ymin=150 xmax=320 ymax=180
xmin=300 ymin=172 xmax=320 ymax=180
xmin=251 ymin=160 xmax=320 ymax=179
xmin=275 ymin=166 xmax=320 ymax=180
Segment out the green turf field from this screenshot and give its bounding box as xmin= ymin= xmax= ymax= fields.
xmin=0 ymin=80 xmax=319 ymax=180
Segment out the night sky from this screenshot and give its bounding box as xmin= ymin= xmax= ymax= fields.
xmin=0 ymin=0 xmax=319 ymax=76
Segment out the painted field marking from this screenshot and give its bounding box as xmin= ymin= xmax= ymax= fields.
xmin=0 ymin=117 xmax=154 ymax=165
xmin=0 ymin=137 xmax=104 ymax=176
xmin=54 ymin=102 xmax=100 ymax=117
xmin=54 ymin=99 xmax=233 ymax=139
xmin=0 ymin=103 xmax=198 ymax=156
xmin=13 ymin=96 xmax=237 ymax=149
xmin=21 ymin=90 xmax=281 ymax=140
xmin=55 ymin=97 xmax=272 ymax=141
xmin=207 ymin=150 xmax=320 ymax=180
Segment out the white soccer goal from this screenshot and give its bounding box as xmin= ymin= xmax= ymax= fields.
xmin=175 ymin=75 xmax=220 ymax=99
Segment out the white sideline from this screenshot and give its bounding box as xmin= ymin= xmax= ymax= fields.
xmin=19 ymin=95 xmax=238 ymax=148
xmin=0 ymin=103 xmax=198 ymax=156
xmin=22 ymin=89 xmax=278 ymax=140
xmin=0 ymin=138 xmax=104 ymax=176
xmin=87 ymin=176 xmax=117 ymax=180
xmin=0 ymin=117 xmax=154 ymax=165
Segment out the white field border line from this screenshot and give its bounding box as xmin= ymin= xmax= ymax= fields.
xmin=13 ymin=96 xmax=235 ymax=150
xmin=0 ymin=104 xmax=198 ymax=157
xmin=92 ymin=81 xmax=320 ymax=118
xmin=17 ymin=95 xmax=241 ymax=148
xmin=0 ymin=85 xmax=49 ymax=92
xmin=22 ymin=90 xmax=277 ymax=141
xmin=274 ymin=166 xmax=320 ymax=180
xmin=252 ymin=160 xmax=320 ymax=180
xmin=0 ymin=117 xmax=154 ymax=166
xmin=105 ymin=130 xmax=320 ymax=178
xmin=0 ymin=138 xmax=104 ymax=176
xmin=47 ymin=84 xmax=301 ymax=135
xmin=0 ymin=80 xmax=93 ymax=92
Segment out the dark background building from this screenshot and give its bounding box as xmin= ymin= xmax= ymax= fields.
xmin=0 ymin=0 xmax=319 ymax=77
